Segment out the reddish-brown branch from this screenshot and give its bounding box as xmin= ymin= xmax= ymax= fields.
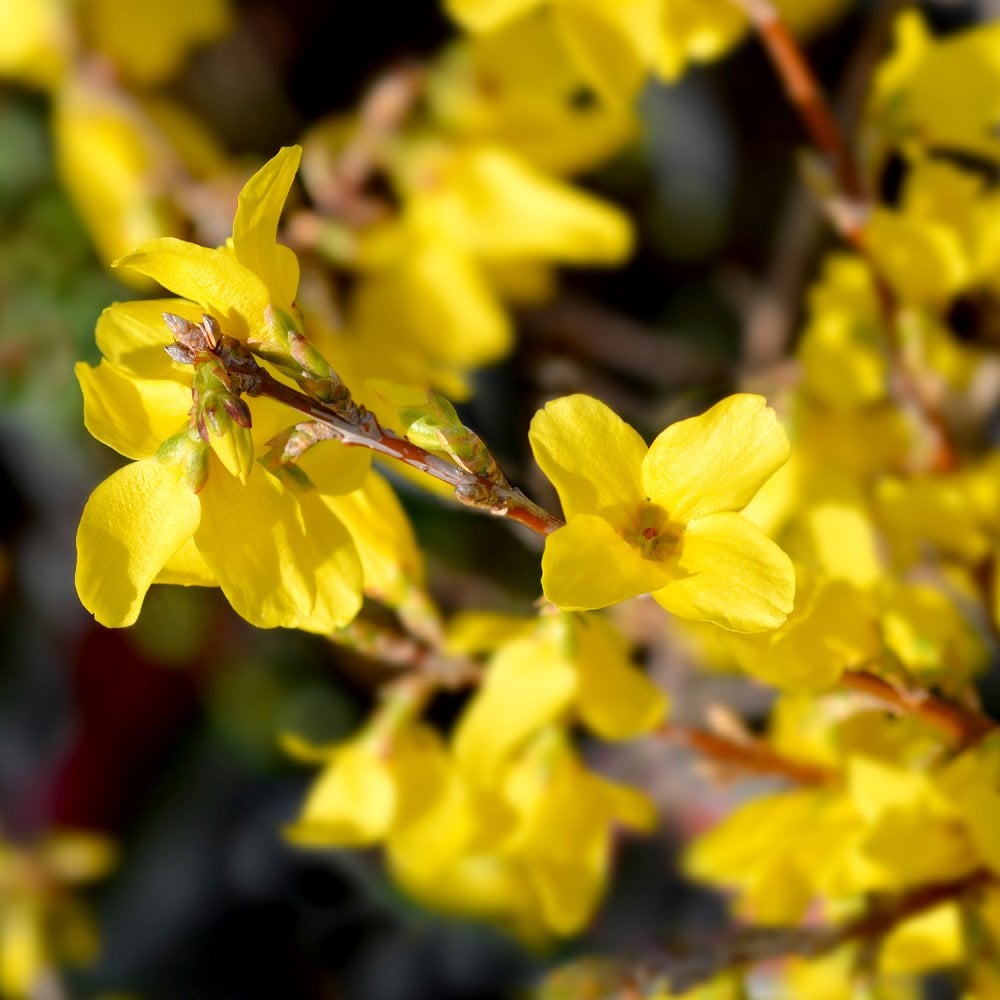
xmin=732 ymin=0 xmax=865 ymax=212
xmin=731 ymin=0 xmax=958 ymax=471
xmin=206 ymin=332 xmax=565 ymax=537
xmin=842 ymin=670 xmax=996 ymax=746
xmin=830 ymin=869 xmax=993 ymax=951
xmin=658 ymin=723 xmax=833 ymax=786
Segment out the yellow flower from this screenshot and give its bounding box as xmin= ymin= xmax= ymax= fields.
xmin=0 ymin=831 xmax=116 ymax=999
xmin=55 ymin=81 xmax=227 ymax=282
xmin=500 ymin=730 xmax=657 ymax=935
xmin=453 ymin=611 xmax=667 ymax=783
xmin=0 ymin=0 xmax=69 ymax=89
xmin=75 ymin=302 xmax=367 ymax=632
xmin=80 ymin=0 xmax=232 ymax=86
xmin=75 ymin=147 xmax=371 ymax=631
xmin=425 ymin=12 xmax=637 ymax=176
xmin=867 ymin=10 xmax=1000 ymax=165
xmin=529 ymin=393 xmax=794 ymax=631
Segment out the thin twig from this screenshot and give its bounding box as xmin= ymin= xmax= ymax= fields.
xmin=190 ymin=329 xmax=565 ymax=537
xmin=730 ymin=0 xmax=866 ymax=210
xmin=841 ymin=669 xmax=996 ymax=746
xmin=731 ymin=0 xmax=958 ymax=470
xmin=632 ymin=868 xmax=993 ymax=993
xmin=657 ymin=722 xmax=833 ymax=786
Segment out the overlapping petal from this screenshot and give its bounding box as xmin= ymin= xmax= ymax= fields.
xmin=77 ymin=361 xmax=190 ymax=460
xmin=541 ymin=515 xmax=673 ymax=610
xmin=195 ymin=465 xmax=362 ymax=633
xmin=574 ymin=617 xmax=667 ymax=738
xmin=652 ymin=512 xmax=795 ymax=632
xmin=529 ymin=394 xmax=647 ymax=522
xmin=115 ymin=238 xmax=270 ymax=341
xmin=454 ymin=637 xmax=577 ymax=783
xmin=642 ymin=394 xmax=790 ymax=522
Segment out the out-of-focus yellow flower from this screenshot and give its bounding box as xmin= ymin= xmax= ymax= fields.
xmin=0 ymin=0 xmax=70 ymax=89
xmin=687 ymin=710 xmax=1000 ymax=944
xmin=0 ymin=831 xmax=116 ymax=999
xmin=305 ymin=119 xmax=632 ymax=398
xmin=80 ymin=0 xmax=232 ymax=85
xmin=452 ymin=610 xmax=666 ymax=783
xmin=446 ymin=0 xmax=852 ymax=101
xmin=867 ymin=10 xmax=1000 ymax=165
xmin=529 ymin=393 xmax=794 ymax=631
xmin=55 ymin=80 xmax=227 ymax=283
xmin=426 ymin=11 xmax=637 ymax=175
xmin=0 ymin=0 xmax=232 ymax=92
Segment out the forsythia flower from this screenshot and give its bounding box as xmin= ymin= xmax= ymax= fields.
xmin=528 ymin=393 xmax=795 ymax=631
xmin=446 ymin=0 xmax=851 ymax=102
xmin=75 ymin=147 xmax=369 ymax=631
xmin=450 ymin=610 xmax=667 ymax=783
xmin=0 ymin=831 xmax=116 ymax=998
xmin=867 ymin=10 xmax=1000 ymax=166
xmin=286 ymin=718 xmax=656 ymax=941
xmin=55 ymin=81 xmax=228 ymax=281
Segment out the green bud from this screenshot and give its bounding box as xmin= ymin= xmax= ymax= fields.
xmin=191 ymin=361 xmax=256 ymax=483
xmin=156 ymin=432 xmax=210 ymax=494
xmin=368 ymin=378 xmax=502 ymax=479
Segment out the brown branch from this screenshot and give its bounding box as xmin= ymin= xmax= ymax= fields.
xmin=190 ymin=328 xmax=565 ymax=537
xmin=841 ymin=670 xmax=996 ymax=746
xmin=731 ymin=0 xmax=865 ymax=210
xmin=658 ymin=722 xmax=833 ymax=786
xmin=731 ymin=0 xmax=959 ymax=471
xmin=622 ymin=869 xmax=993 ymax=994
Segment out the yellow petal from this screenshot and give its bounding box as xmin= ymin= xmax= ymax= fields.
xmin=232 ymin=146 xmax=302 ymax=307
xmin=443 ymin=0 xmax=540 ymax=32
xmin=77 ymin=361 xmax=190 ymax=460
xmin=642 ymin=394 xmax=790 ymax=522
xmin=154 ymin=538 xmax=216 ymax=586
xmin=96 ymin=299 xmax=204 ymax=380
xmin=351 ymin=238 xmax=513 ymax=382
xmin=321 ymin=472 xmax=424 ymax=607
xmin=287 ymin=741 xmax=396 ymax=847
xmin=657 ymin=0 xmax=748 ymax=80
xmin=573 ymin=615 xmax=667 ymax=738
xmin=653 ymin=512 xmax=794 ymax=632
xmin=195 ymin=464 xmax=362 ymax=632
xmin=0 ymin=899 xmax=45 ymax=999
xmin=554 ymin=0 xmax=650 ymax=105
xmin=76 ymin=458 xmax=201 ymax=627
xmin=83 ymin=0 xmax=232 ymax=85
xmin=444 ymin=611 xmax=538 ymax=655
xmin=0 ymin=0 xmax=69 ymax=89
xmin=529 ymin=394 xmax=647 ymax=523
xmin=40 ymin=832 xmax=117 ymax=883
xmin=542 ymin=514 xmax=673 ymax=610
xmin=413 ymin=145 xmax=632 ymax=263
xmin=454 ymin=636 xmax=577 ymax=784
xmin=878 ymin=902 xmax=965 ymax=975
xmin=116 ymin=238 xmax=270 ymax=341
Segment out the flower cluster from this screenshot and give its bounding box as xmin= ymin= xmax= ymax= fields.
xmin=57 ymin=1 xmax=1000 ymax=997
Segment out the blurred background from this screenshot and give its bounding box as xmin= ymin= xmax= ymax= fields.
xmin=0 ymin=0 xmax=992 ymax=996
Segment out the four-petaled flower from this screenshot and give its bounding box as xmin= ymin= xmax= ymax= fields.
xmin=528 ymin=393 xmax=795 ymax=632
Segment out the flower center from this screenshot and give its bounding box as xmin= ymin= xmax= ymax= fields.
xmin=624 ymin=502 xmax=683 ymax=561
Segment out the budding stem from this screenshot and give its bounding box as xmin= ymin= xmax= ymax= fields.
xmin=176 ymin=328 xmax=564 ymax=537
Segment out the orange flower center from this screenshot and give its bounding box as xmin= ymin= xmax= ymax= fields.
xmin=624 ymin=502 xmax=683 ymax=560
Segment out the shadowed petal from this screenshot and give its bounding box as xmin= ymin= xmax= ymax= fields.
xmin=76 ymin=458 xmax=201 ymax=627
xmin=652 ymin=511 xmax=794 ymax=632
